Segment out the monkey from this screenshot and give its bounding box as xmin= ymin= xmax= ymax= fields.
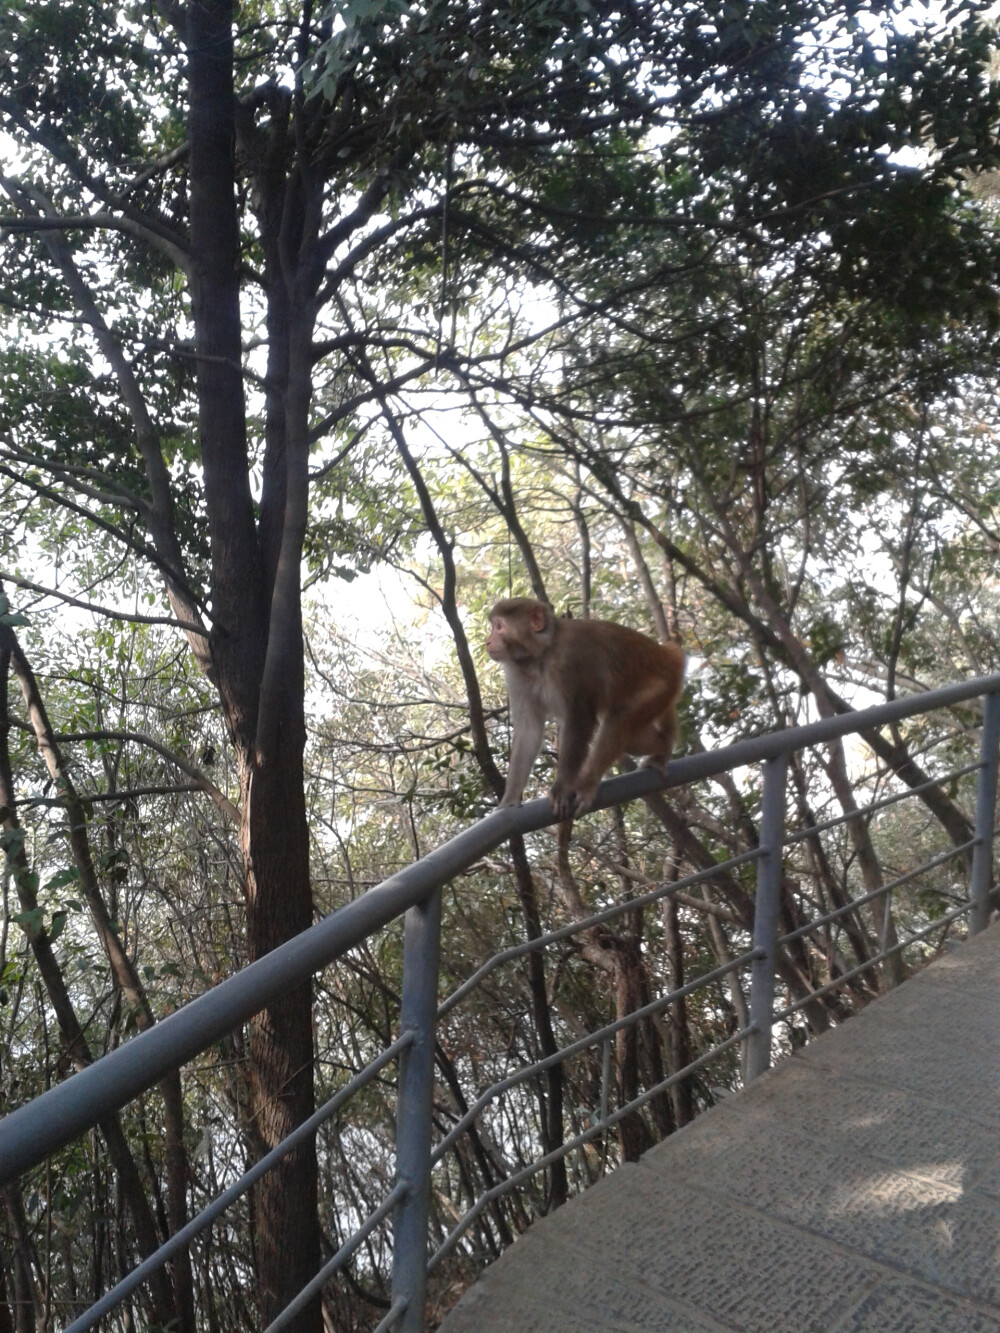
xmin=486 ymin=597 xmax=685 ymax=819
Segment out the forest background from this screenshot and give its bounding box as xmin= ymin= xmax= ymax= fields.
xmin=2 ymin=0 xmax=1000 ymax=1329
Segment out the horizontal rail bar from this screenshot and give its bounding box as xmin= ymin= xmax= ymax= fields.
xmin=777 ymin=839 xmax=976 ymax=948
xmin=434 ymin=946 xmax=759 ymax=1162
xmin=0 ymin=809 xmax=536 ymax=1184
xmin=265 ymin=1182 xmax=408 ymax=1333
xmin=438 ymin=847 xmax=763 ymax=1018
xmin=784 ymin=760 xmax=981 ymax=846
xmin=773 ymin=901 xmax=971 ymax=1021
xmin=4 ymin=670 xmax=998 ymax=1185
xmin=428 ymin=1025 xmax=753 ymax=1273
xmin=658 ymin=673 xmax=999 ymax=788
xmin=63 ymin=1035 xmax=412 ymax=1333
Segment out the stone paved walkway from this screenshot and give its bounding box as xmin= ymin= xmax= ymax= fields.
xmin=441 ymin=922 xmax=1000 ymax=1332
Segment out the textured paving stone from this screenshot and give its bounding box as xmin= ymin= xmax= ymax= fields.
xmin=439 ymin=923 xmax=1000 ymax=1332
xmin=834 ymin=1276 xmax=1000 ymax=1333
xmin=443 ymin=1197 xmax=734 ymax=1333
xmin=562 ymin=1171 xmax=882 ymax=1333
xmin=969 ymin=1152 xmax=1000 ymax=1199
xmin=908 ymin=934 xmax=1000 ymax=990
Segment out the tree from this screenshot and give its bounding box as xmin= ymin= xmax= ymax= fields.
xmin=0 ymin=0 xmax=710 ymax=1323
xmin=2 ymin=0 xmax=999 ymax=1326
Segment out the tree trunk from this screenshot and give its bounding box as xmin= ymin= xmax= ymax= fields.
xmin=242 ymin=734 xmax=318 ymax=1327
xmin=186 ymin=5 xmax=320 ymax=1325
xmin=614 ymin=944 xmax=654 ymax=1162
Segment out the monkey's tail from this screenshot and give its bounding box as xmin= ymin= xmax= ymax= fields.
xmin=556 ymin=818 xmax=589 ymax=918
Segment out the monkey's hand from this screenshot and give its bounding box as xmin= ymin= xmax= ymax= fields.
xmin=550 ymin=778 xmax=598 ymax=820
xmin=640 ymin=754 xmax=670 ymax=774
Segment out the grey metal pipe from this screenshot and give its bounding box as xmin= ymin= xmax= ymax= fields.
xmin=391 ymin=889 xmax=443 ymax=1333
xmin=774 ymin=900 xmax=972 ymax=1021
xmin=0 ymin=815 xmax=517 ymax=1184
xmin=745 ymin=752 xmax=789 ymax=1082
xmin=784 ymin=760 xmax=980 ymax=846
xmin=437 ymin=846 xmax=763 ymax=1018
xmin=266 ymin=1183 xmax=407 ymax=1333
xmin=3 ymin=669 xmax=999 ymax=1185
xmin=777 ymin=839 xmax=976 ymax=947
xmin=433 ymin=946 xmax=759 ymax=1162
xmin=61 ymin=1036 xmax=410 ymax=1333
xmin=428 ymin=1024 xmax=755 ymax=1274
xmin=970 ymin=690 xmax=1000 ymax=933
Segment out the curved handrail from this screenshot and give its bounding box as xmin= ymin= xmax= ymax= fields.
xmin=2 ymin=669 xmax=998 ymax=1185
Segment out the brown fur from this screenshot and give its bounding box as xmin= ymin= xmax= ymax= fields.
xmin=486 ymin=597 xmax=684 ymax=818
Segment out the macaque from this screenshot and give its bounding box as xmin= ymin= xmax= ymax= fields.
xmin=486 ymin=597 xmax=685 ymax=819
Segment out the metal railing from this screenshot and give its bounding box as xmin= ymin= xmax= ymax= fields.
xmin=2 ymin=674 xmax=1000 ymax=1331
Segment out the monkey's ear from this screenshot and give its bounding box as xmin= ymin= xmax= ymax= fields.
xmin=529 ymin=606 xmax=549 ymax=633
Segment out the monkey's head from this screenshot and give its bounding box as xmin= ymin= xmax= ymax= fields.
xmin=486 ymin=597 xmax=556 ymax=664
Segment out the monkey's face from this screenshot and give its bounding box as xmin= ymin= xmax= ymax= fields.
xmin=485 ymin=613 xmax=514 ymax=662
xmin=486 ymin=601 xmax=551 ymax=665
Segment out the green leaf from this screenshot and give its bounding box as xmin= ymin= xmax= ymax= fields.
xmin=13 ymin=907 xmax=44 ymax=935
xmin=44 ymin=866 xmax=81 ymax=891
xmin=0 ymin=826 xmax=26 ymax=857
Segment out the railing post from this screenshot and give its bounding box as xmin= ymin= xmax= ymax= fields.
xmin=745 ymin=752 xmax=788 ymax=1083
xmin=970 ymin=690 xmax=1000 ymax=935
xmin=390 ymin=887 xmax=442 ymax=1333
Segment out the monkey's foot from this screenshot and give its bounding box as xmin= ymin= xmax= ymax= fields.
xmin=549 ymin=791 xmax=575 ymax=821
xmin=550 ymin=778 xmax=600 ymax=819
xmin=549 ymin=778 xmax=592 ymax=821
xmin=574 ymin=783 xmax=600 ymax=814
